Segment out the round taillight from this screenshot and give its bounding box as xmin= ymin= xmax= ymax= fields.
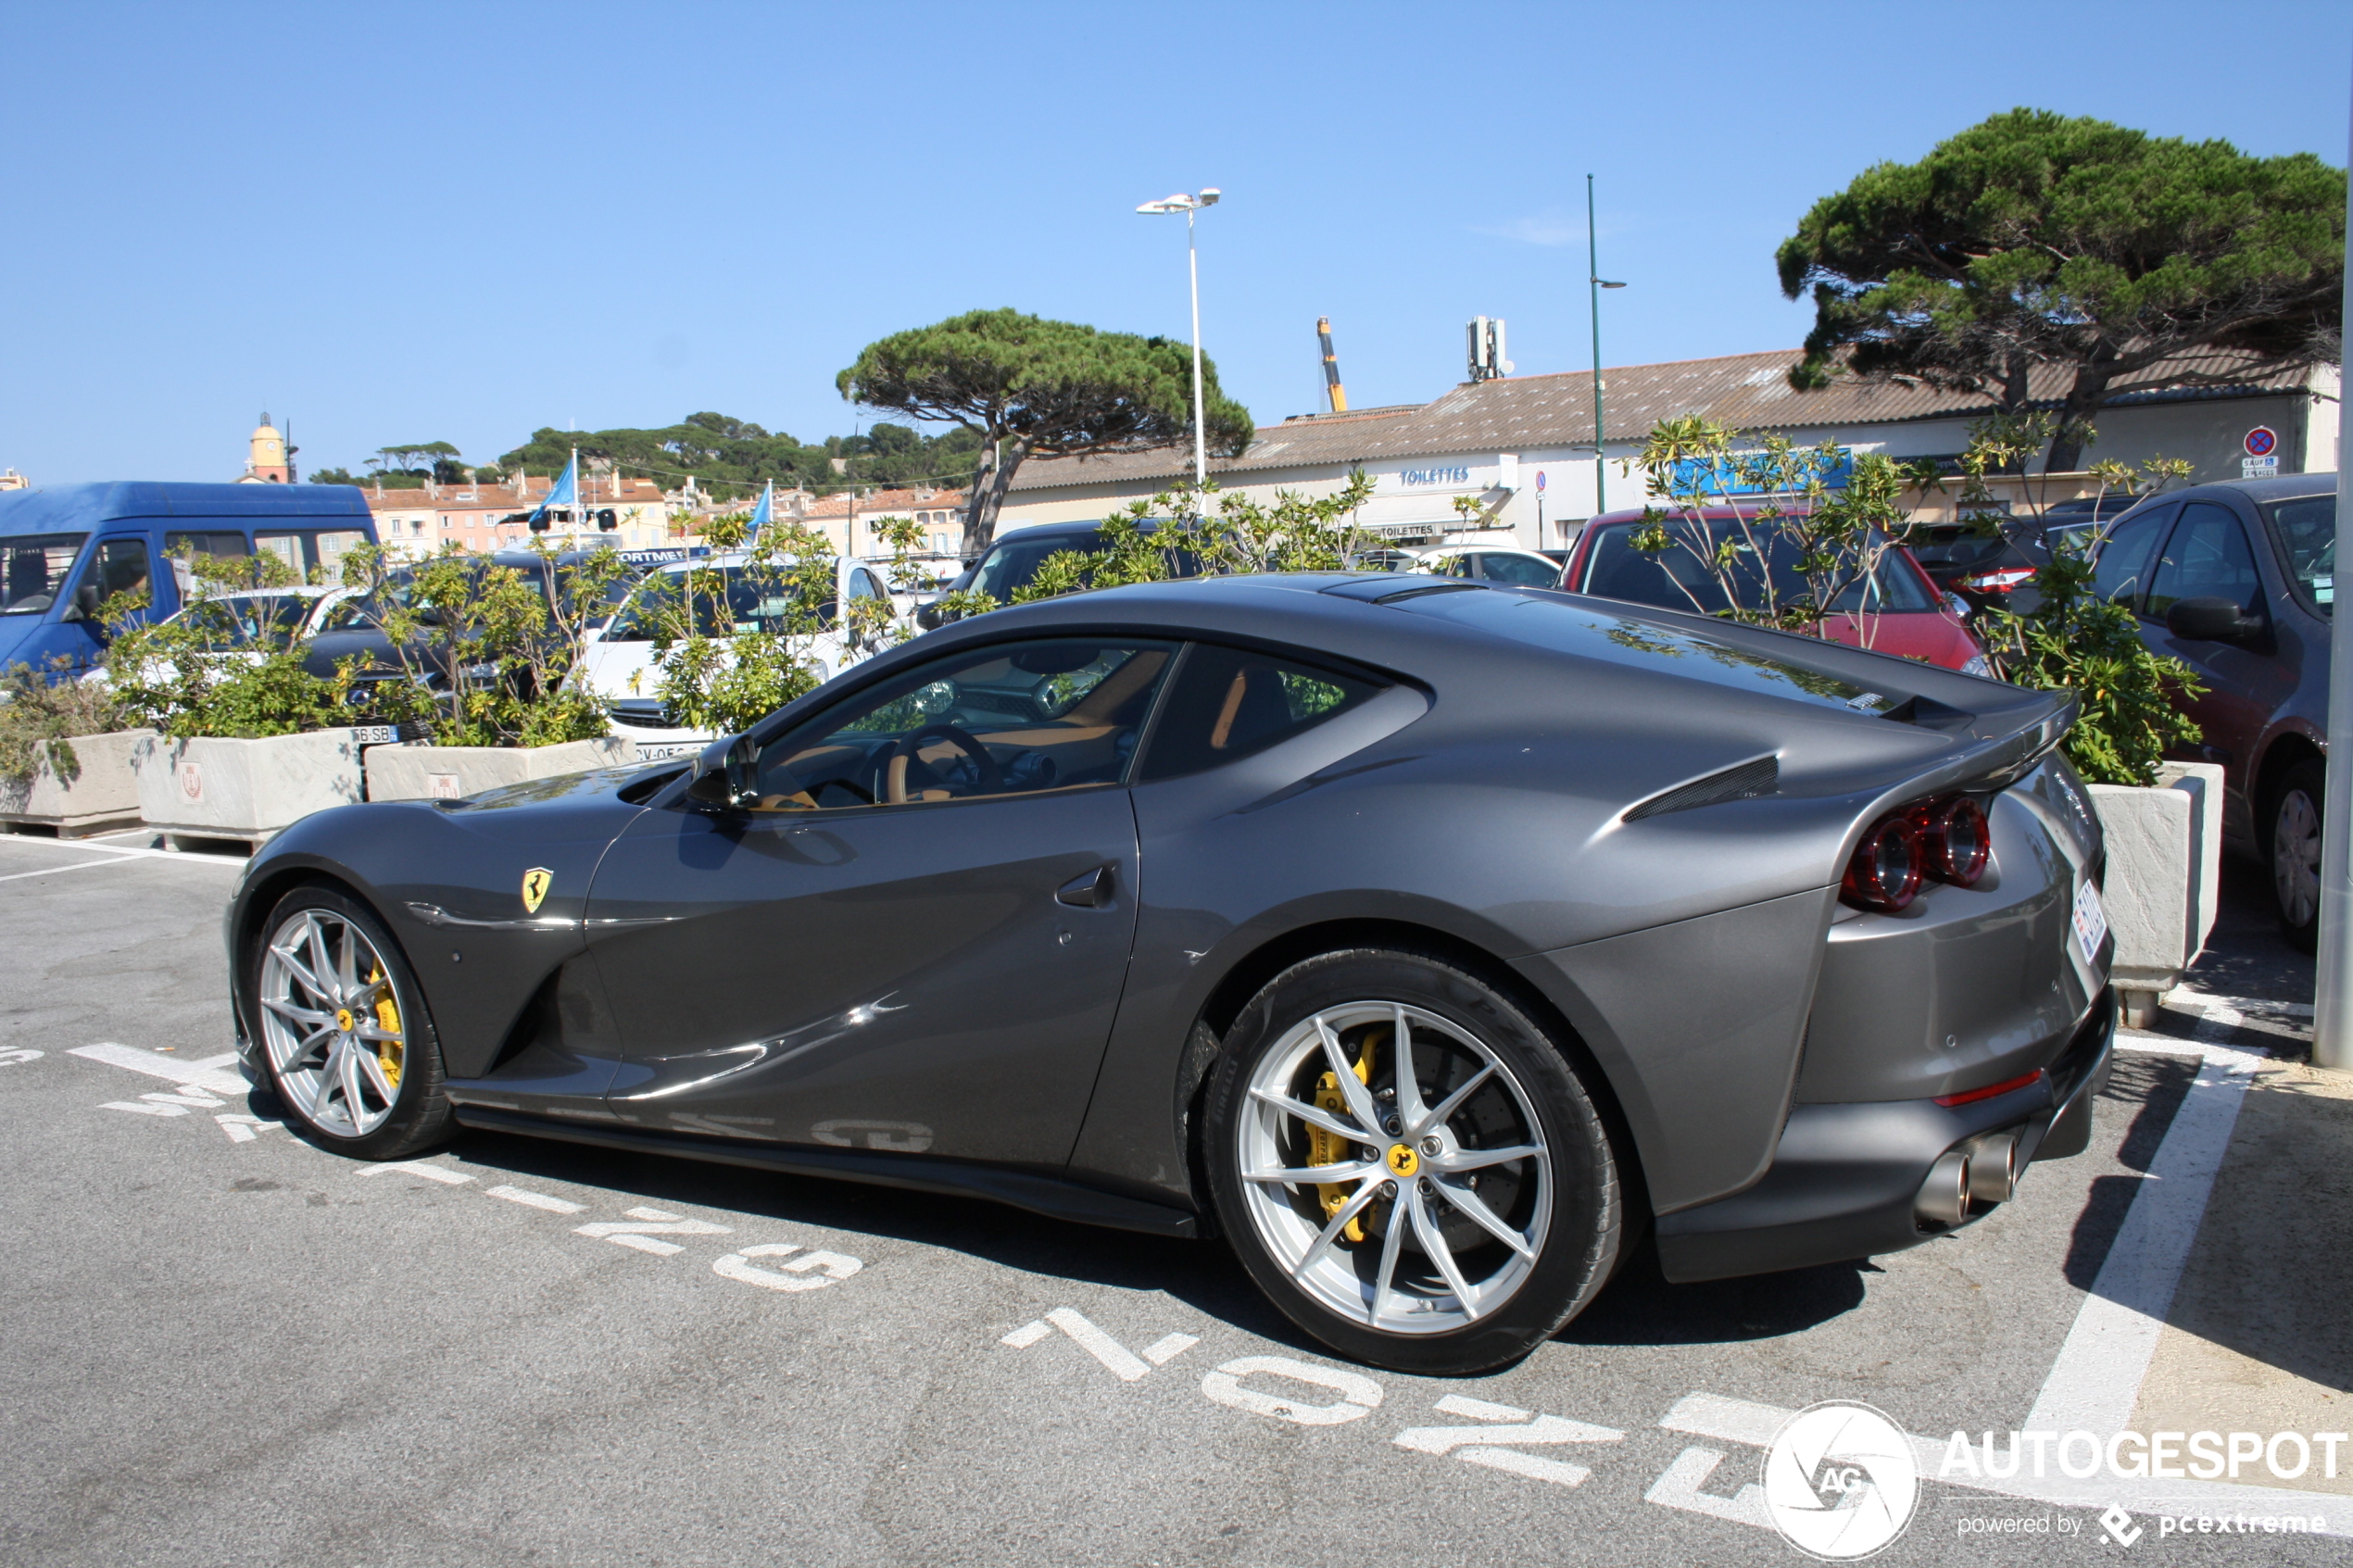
xmin=1919 ymin=796 xmax=1990 ymax=886
xmin=1843 ymin=813 xmax=1923 ymax=911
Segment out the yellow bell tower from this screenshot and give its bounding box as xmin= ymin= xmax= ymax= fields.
xmin=245 ymin=414 xmax=290 ymax=483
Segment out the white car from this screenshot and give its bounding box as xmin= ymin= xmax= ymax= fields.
xmin=82 ymin=585 xmax=343 ymax=685
xmin=1410 ymin=544 xmax=1567 ymax=588
xmin=582 ymin=554 xmax=901 ymax=759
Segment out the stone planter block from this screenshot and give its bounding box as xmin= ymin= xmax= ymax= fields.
xmin=2154 ymin=760 xmax=2223 ymax=962
xmin=363 ymin=736 xmax=638 ymax=802
xmin=0 ymin=728 xmax=156 ymax=835
xmin=133 ymin=730 xmax=364 ymax=843
xmin=2089 ymin=763 xmax=2223 ymax=1024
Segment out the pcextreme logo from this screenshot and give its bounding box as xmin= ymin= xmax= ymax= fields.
xmin=2099 ymin=1505 xmax=2144 ymax=1546
xmin=1762 ymin=1401 xmax=1920 ymax=1560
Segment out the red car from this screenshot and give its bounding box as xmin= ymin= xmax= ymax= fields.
xmin=1563 ymin=507 xmax=1989 ymax=673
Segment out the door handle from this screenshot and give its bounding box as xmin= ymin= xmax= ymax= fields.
xmin=1056 ymin=866 xmax=1114 ymax=908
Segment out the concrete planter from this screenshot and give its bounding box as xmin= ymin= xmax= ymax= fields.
xmin=363 ymin=736 xmax=637 ymax=802
xmin=132 ymin=729 xmax=365 ymax=847
xmin=0 ymin=728 xmax=156 ymax=836
xmin=2087 ymin=761 xmax=2223 ymax=1027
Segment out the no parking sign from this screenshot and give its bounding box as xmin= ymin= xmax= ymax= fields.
xmin=2243 ymin=427 xmax=2280 ymax=478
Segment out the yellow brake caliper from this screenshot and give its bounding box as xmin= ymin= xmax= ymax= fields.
xmin=1308 ymin=1027 xmax=1383 ymax=1242
xmin=367 ymin=964 xmax=403 ymax=1088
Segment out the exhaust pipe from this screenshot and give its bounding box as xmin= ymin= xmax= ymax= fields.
xmin=1917 ymin=1148 xmax=1972 ymax=1229
xmin=1967 ymin=1132 xmax=2019 ymax=1206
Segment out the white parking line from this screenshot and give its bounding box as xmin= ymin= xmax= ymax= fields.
xmin=70 ymin=1043 xmax=247 ymax=1095
xmin=1043 ymin=1307 xmax=1151 ymax=1381
xmin=485 ymin=1185 xmax=585 ymax=1213
xmin=358 ymin=1160 xmax=476 ymax=1185
xmin=0 ymin=856 xmax=147 ymax=884
xmin=0 ymin=836 xmax=244 ymax=867
xmin=2028 ymin=1013 xmax=2264 ymax=1439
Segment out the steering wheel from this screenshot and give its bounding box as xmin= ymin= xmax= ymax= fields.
xmin=887 ymin=722 xmax=1002 ymax=804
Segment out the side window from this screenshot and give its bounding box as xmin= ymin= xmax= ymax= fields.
xmin=2088 ymin=505 xmax=2173 ymax=610
xmin=2146 ymin=503 xmax=2263 ymax=620
xmin=254 ymin=532 xmax=304 ymax=576
xmin=750 ymin=638 xmax=1176 ymax=811
xmin=1481 ymin=552 xmax=1560 ymax=587
xmin=1137 ymin=645 xmax=1386 ymax=782
xmin=164 ymin=531 xmax=249 ymax=560
xmin=87 ymin=538 xmax=151 ymax=606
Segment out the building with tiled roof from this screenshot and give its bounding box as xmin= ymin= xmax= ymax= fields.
xmin=365 ymin=471 xmax=674 ymax=558
xmin=999 ymin=346 xmax=2340 ymax=552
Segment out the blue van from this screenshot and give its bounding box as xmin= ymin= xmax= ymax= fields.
xmin=0 ymin=482 xmax=377 ymax=679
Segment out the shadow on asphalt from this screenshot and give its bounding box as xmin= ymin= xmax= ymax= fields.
xmin=239 ymin=858 xmax=2305 ymax=1366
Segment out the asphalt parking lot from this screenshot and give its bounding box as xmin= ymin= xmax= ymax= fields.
xmin=2 ymin=830 xmax=2347 ymax=1567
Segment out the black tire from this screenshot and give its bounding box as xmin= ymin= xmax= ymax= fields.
xmin=2269 ymin=759 xmax=2323 ymax=952
xmin=1202 ymin=947 xmax=1622 ymax=1374
xmin=248 ymin=884 xmax=455 ymax=1160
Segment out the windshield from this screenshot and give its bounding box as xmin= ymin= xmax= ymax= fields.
xmin=1 ymin=533 xmax=89 ymax=616
xmin=606 ymin=564 xmax=835 ymax=641
xmin=974 ymin=533 xmax=1110 ymax=602
xmin=2264 ymin=495 xmax=2334 ymax=616
xmin=971 ymin=530 xmax=1199 ymax=602
xmin=169 ymin=594 xmax=318 ymax=650
xmin=1577 ymin=521 xmax=1937 ymax=615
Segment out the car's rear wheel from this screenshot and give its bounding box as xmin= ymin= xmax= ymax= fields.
xmin=1203 ymin=947 xmax=1621 ymax=1374
xmin=251 ymin=885 xmax=453 ymax=1159
xmin=2271 ymin=759 xmax=2324 ymax=952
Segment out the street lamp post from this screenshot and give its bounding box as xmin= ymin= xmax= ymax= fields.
xmin=1586 ymin=173 xmax=1627 ymax=516
xmin=1136 ymin=187 xmax=1222 ymax=490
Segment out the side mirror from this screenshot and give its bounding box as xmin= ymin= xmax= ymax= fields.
xmin=2165 ymin=596 xmax=2254 ymax=642
xmin=61 ymin=583 xmax=101 ymax=623
xmin=684 ymin=734 xmax=757 ymax=809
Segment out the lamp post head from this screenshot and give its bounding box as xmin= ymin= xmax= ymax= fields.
xmin=1137 ymin=189 xmax=1221 ymax=215
xmin=1595 ymin=279 xmax=1628 ymax=289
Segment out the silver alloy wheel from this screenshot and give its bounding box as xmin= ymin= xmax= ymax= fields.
xmin=2274 ymin=787 xmax=2322 ymax=930
xmin=258 ymin=907 xmax=408 ymax=1138
xmin=1238 ymin=1001 xmax=1551 ymax=1335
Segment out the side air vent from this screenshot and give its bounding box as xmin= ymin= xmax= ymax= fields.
xmin=1624 ymin=756 xmax=1780 ymax=822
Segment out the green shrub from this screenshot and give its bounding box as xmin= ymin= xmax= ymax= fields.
xmin=0 ymin=660 xmax=130 ymax=786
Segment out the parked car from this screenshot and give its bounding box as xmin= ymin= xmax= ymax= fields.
xmin=2091 ymin=473 xmax=2336 ymax=947
xmin=82 ymin=585 xmax=342 ymax=691
xmin=583 ymin=553 xmax=899 ymax=759
xmin=1562 ymin=508 xmax=1990 ymax=672
xmin=161 ymin=586 xmax=339 ymax=655
xmin=915 ymin=519 xmax=1199 ymax=629
xmin=227 ymin=569 xmax=2109 ymax=1374
xmin=0 ymin=482 xmax=376 ymax=679
xmin=298 ymin=549 xmax=631 ymax=719
xmin=1410 ymin=545 xmax=1567 ymax=588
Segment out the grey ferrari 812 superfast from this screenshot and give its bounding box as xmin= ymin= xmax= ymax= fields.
xmin=225 ymin=571 xmax=2114 ymax=1373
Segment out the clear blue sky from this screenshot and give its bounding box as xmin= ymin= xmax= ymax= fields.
xmin=3 ymin=0 xmax=2346 ymax=485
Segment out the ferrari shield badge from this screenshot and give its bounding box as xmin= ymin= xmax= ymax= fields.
xmin=521 ymin=867 xmax=554 ymax=914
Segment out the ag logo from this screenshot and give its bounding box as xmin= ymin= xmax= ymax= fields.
xmin=1761 ymin=1400 xmax=1918 ymax=1560
xmin=521 ymin=867 xmax=554 ymax=914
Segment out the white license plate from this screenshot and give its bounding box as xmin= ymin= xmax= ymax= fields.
xmin=2072 ymin=879 xmax=2108 ymax=966
xmin=635 ymin=743 xmax=701 ymax=760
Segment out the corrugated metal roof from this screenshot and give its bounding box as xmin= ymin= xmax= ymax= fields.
xmin=1010 ymin=346 xmax=2320 ymax=494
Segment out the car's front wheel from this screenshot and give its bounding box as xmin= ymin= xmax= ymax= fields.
xmin=2271 ymin=759 xmax=2324 ymax=951
xmin=250 ymin=885 xmax=454 ymax=1159
xmin=1203 ymin=947 xmax=1622 ymax=1374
